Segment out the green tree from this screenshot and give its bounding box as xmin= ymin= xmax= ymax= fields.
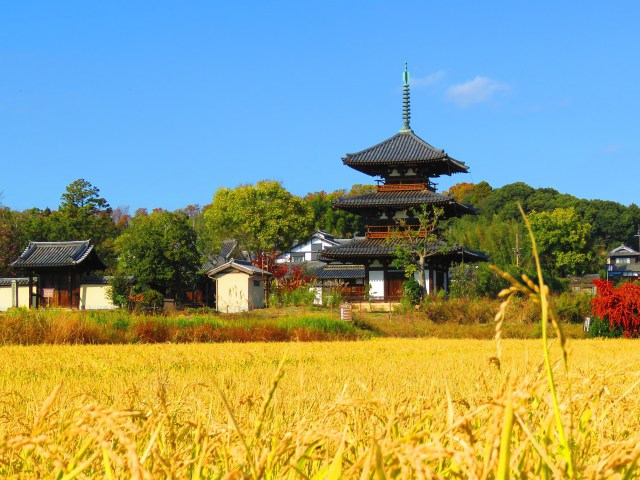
xmin=445 ymin=214 xmax=532 ymax=269
xmin=48 ymin=179 xmax=118 ymax=263
xmin=391 ymin=206 xmax=445 ymax=295
xmin=528 ymin=207 xmax=593 ymax=276
xmin=305 ymin=189 xmax=366 ymax=238
xmin=204 ymin=180 xmax=314 ymax=255
xmin=115 ymin=210 xmax=200 ymax=299
xmin=0 ymin=208 xmax=21 ymax=276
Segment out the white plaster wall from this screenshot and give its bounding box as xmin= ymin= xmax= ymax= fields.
xmin=0 ymin=285 xmax=34 ymax=311
xmin=80 ymin=285 xmax=116 ymax=310
xmin=0 ymin=287 xmax=12 ymax=311
xmin=277 ymin=237 xmax=334 ymax=262
xmin=217 ymin=272 xmax=249 ymax=312
xmin=369 ymin=270 xmax=385 ymax=299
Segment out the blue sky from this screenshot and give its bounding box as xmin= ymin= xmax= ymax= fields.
xmin=1 ymin=1 xmax=639 ymax=212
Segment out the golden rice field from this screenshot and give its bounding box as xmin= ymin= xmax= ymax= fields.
xmin=0 ymin=338 xmax=640 ymax=478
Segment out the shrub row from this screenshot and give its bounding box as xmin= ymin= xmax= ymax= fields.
xmin=0 ymin=309 xmax=362 ymax=345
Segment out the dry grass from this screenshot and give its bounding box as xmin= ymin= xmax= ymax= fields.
xmin=0 ymin=338 xmax=638 ymax=477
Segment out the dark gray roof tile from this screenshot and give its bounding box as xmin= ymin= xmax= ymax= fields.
xmin=11 ymin=241 xmax=106 ymax=270
xmin=343 ymin=131 xmax=468 ymax=177
xmin=333 ymin=189 xmax=475 ymax=216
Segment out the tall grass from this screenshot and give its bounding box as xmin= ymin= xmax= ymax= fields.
xmin=0 ymin=339 xmax=640 ymax=477
xmin=0 ymin=309 xmax=364 ymax=344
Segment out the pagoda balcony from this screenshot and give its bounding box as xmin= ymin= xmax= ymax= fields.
xmin=365 ymin=225 xmax=431 ymax=239
xmin=375 ymin=181 xmax=436 ymax=192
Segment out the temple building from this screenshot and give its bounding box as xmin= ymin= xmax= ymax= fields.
xmin=321 ymin=65 xmax=487 ymax=300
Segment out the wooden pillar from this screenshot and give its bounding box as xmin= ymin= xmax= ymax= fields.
xmin=28 ymin=272 xmax=34 ymax=309
xmin=68 ymin=270 xmax=73 ymax=309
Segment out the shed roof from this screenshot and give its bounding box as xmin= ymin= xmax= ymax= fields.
xmin=343 ymin=130 xmax=468 ymax=177
xmin=11 ymin=241 xmax=106 ymax=270
xmin=207 ymin=260 xmax=272 ymax=278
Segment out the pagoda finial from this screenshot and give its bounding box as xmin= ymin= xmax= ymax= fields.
xmin=401 ymin=62 xmax=412 ymax=133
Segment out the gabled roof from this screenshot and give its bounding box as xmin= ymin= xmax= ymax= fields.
xmin=320 ymin=237 xmax=488 ymax=263
xmin=207 ymin=259 xmax=272 ymax=278
xmin=219 ymin=239 xmax=239 ymax=260
xmin=10 ymin=241 xmax=106 ymax=270
xmin=607 ymin=244 xmax=640 ymax=258
xmin=342 ymin=131 xmax=468 ymax=177
xmin=332 ymin=189 xmax=475 ymax=216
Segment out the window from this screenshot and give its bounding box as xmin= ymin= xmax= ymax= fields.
xmin=616 ymin=257 xmax=631 ymax=265
xmin=253 ymin=280 xmax=260 ymax=287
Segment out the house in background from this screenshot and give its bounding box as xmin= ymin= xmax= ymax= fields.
xmin=277 ymin=231 xmax=351 ymax=263
xmin=606 ymin=244 xmax=640 ymax=281
xmin=207 ymin=260 xmax=271 ymax=313
xmin=10 ymin=240 xmax=110 ymax=309
xmin=1 ymin=240 xmax=116 ymax=310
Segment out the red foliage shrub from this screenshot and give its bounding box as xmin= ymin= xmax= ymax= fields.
xmin=591 ymin=279 xmax=640 ymax=337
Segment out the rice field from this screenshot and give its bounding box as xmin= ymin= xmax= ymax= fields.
xmin=0 ymin=337 xmax=639 ymax=478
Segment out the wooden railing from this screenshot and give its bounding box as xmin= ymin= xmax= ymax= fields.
xmin=365 ymin=225 xmax=430 ymax=239
xmin=377 ymin=183 xmax=426 ymax=192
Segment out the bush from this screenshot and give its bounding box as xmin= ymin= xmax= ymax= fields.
xmin=591 ymin=279 xmax=640 ymax=337
xmin=131 ymin=289 xmax=164 ymax=312
xmin=322 ymin=288 xmax=344 ymax=308
xmin=588 ymin=315 xmax=623 ymax=338
xmin=448 ymin=263 xmax=506 ymax=298
xmin=402 ymin=278 xmax=423 ymax=306
xmin=271 ymin=286 xmax=317 ymax=307
xmin=554 ymin=292 xmax=592 ymax=323
xmin=107 ymin=272 xmax=134 ymax=308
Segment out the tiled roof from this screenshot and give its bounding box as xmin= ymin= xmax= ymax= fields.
xmin=343 ymin=131 xmax=468 ymax=177
xmin=607 ymin=244 xmax=640 ymax=257
xmin=11 ymin=241 xmax=106 ymax=270
xmin=320 ymin=237 xmax=488 ymax=262
xmin=333 ymin=189 xmax=475 ymax=216
xmin=207 ymin=259 xmax=272 ymax=278
xmin=312 ymin=264 xmax=366 ymax=280
xmin=219 ymin=239 xmax=238 ymax=260
xmin=0 ymin=277 xmax=34 ymax=286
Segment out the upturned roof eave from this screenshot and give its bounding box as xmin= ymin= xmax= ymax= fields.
xmin=10 ymin=241 xmax=106 ymax=270
xmin=341 ymin=130 xmax=469 ymax=175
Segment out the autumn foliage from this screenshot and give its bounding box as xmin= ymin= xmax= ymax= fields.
xmin=591 ymin=279 xmax=640 ymax=337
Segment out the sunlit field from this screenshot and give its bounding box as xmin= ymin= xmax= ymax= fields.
xmin=1 ymin=338 xmax=639 ymax=478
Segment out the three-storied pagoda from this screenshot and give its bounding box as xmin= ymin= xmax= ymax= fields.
xmin=321 ymin=65 xmax=487 ymax=300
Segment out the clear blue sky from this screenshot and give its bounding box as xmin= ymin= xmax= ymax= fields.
xmin=1 ymin=1 xmax=639 ymax=212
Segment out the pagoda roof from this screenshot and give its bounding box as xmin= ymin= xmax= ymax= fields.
xmin=10 ymin=240 xmax=106 ymax=271
xmin=333 ymin=189 xmax=475 ymax=216
xmin=320 ymin=237 xmax=488 ymax=262
xmin=342 ymin=130 xmax=468 ymax=177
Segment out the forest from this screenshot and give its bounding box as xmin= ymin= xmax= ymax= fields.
xmin=1 ymin=178 xmax=637 ymax=298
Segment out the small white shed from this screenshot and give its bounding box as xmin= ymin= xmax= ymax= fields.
xmin=207 ymin=260 xmax=272 ymax=313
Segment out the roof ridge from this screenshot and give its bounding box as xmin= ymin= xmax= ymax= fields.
xmin=342 ymin=130 xmax=446 ymax=161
